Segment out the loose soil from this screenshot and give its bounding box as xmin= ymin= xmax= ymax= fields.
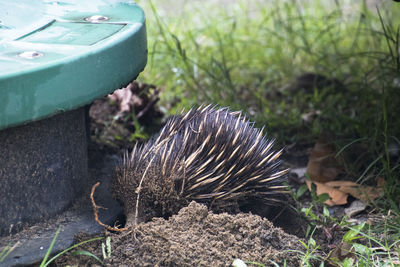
xmin=54 ymin=202 xmax=304 ymax=267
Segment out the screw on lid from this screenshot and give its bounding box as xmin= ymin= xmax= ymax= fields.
xmin=18 ymin=51 xmax=44 ymax=59
xmin=84 ymin=15 xmax=109 ymax=22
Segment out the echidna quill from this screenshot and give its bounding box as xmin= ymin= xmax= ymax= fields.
xmin=111 ymin=105 xmax=289 ymax=226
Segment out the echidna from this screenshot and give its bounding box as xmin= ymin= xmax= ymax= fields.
xmin=111 ymin=105 xmax=288 ymax=226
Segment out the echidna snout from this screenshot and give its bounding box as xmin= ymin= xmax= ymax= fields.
xmin=112 ymin=105 xmax=288 ymax=226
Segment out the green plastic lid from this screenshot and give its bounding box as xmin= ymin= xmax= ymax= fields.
xmin=0 ymin=0 xmax=147 ymax=130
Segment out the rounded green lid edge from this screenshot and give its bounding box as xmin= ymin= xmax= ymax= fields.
xmin=0 ymin=3 xmax=147 ymax=130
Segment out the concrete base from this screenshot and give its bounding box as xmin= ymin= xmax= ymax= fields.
xmin=0 ymin=108 xmax=87 ymax=236
xmin=0 ymin=154 xmax=123 ymax=266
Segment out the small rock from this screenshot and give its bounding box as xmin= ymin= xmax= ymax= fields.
xmin=291 ymin=167 xmax=307 ymax=178
xmin=344 ymin=200 xmax=366 ymax=218
xmin=232 ymin=258 xmax=247 ymax=267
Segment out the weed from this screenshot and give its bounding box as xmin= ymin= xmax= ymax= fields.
xmin=38 ymin=226 xmax=104 ymax=267
xmin=297 ymin=228 xmax=324 ymax=266
xmin=39 ymin=226 xmax=61 ymax=267
xmin=101 ymin=236 xmax=111 ymax=260
xmin=333 ymin=221 xmax=400 ymax=266
xmin=0 ymin=242 xmax=19 ymax=263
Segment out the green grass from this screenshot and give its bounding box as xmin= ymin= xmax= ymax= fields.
xmin=0 ymin=242 xmax=18 ymax=263
xmin=38 ymin=226 xmax=104 ymax=267
xmin=334 ymin=221 xmax=400 ymax=266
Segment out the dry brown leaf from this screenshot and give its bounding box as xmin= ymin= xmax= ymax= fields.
xmin=306 ymin=180 xmax=348 ymax=206
xmin=108 ymin=84 xmax=134 ymax=113
xmin=307 ymin=137 xmax=341 ymax=183
xmin=325 ymin=180 xmax=384 ymax=203
xmin=324 ymin=180 xmax=359 ymax=187
xmin=345 ymin=186 xmax=382 ymax=204
xmin=306 ymin=179 xmax=384 ymax=206
xmin=327 ymin=242 xmax=356 ymax=266
xmin=377 ymin=176 xmax=385 ymax=187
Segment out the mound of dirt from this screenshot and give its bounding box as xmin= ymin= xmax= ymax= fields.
xmin=104 ymin=201 xmax=303 ymax=266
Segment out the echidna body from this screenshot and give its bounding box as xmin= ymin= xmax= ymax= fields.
xmin=112 ymin=105 xmax=288 ymax=225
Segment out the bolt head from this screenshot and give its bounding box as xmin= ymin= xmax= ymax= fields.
xmin=84 ymin=15 xmax=109 ymax=22
xmin=18 ymin=51 xmax=43 ymax=59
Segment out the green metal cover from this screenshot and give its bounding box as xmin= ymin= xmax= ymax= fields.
xmin=0 ymin=0 xmax=147 ymax=130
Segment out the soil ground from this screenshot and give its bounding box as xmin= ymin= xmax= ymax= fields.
xmin=54 ymin=202 xmax=304 ymax=266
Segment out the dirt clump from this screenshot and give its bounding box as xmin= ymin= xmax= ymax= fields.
xmin=104 ymin=201 xmax=303 ymax=266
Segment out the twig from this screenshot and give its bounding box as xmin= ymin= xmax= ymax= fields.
xmin=90 ymin=182 xmax=128 ymax=232
xmin=134 ymin=155 xmax=156 ymax=225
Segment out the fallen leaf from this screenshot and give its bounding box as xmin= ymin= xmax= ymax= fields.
xmin=307 ymin=137 xmax=341 ymax=183
xmin=377 ymin=176 xmax=385 ymax=187
xmin=306 ymin=180 xmax=348 ymax=206
xmin=324 ymin=180 xmax=359 ymax=187
xmin=327 ymin=242 xmax=356 ymax=266
xmin=108 ymin=84 xmax=134 ymax=113
xmin=306 ymin=179 xmax=384 ymax=206
xmin=325 ymin=181 xmax=384 ymax=204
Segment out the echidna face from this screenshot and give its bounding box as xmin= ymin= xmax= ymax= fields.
xmin=112 ymin=156 xmax=186 ymax=225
